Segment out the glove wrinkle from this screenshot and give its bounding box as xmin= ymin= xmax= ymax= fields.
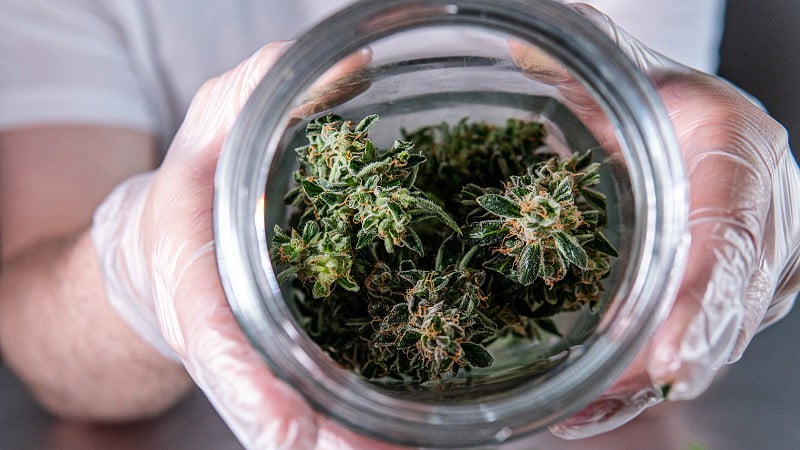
xmin=540 ymin=4 xmax=800 ymax=438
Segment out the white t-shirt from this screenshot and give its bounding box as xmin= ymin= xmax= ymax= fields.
xmin=0 ymin=0 xmax=725 ymax=152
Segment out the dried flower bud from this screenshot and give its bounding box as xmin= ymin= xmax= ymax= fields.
xmin=272 ymin=115 xmax=617 ymax=382
xmin=467 ymin=151 xmax=617 ymax=287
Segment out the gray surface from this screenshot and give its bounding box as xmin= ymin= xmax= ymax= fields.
xmin=1 ymin=307 xmax=798 ymax=449
xmin=0 ymin=374 xmax=242 ymax=450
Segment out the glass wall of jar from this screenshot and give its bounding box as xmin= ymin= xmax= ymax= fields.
xmin=213 ymin=0 xmax=688 ymax=447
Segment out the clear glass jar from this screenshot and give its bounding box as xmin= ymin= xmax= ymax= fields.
xmin=213 ymin=0 xmax=688 ymax=447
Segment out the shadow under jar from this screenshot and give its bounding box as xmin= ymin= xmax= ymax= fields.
xmin=213 ymin=0 xmax=689 ymax=447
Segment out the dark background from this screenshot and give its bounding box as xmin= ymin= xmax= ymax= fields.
xmin=719 ymin=0 xmax=800 ymax=156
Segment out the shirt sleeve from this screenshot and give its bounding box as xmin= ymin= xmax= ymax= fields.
xmin=0 ymin=0 xmax=156 ymax=133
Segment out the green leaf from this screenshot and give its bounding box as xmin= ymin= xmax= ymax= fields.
xmin=364 ymin=141 xmax=375 ymax=161
xmin=458 ymin=245 xmax=480 ymax=270
xmin=272 ymin=225 xmax=290 ymax=244
xmin=355 ymin=227 xmax=377 ymax=249
xmin=355 ymin=114 xmax=379 ymax=133
xmin=398 ymin=268 xmax=426 ymax=284
xmin=301 ymin=179 xmax=324 ymax=198
xmin=579 ymin=187 xmax=607 ymax=210
xmin=387 ymin=201 xmax=405 ymax=222
xmin=320 ymin=180 xmax=349 ymax=192
xmin=383 ymin=236 xmax=395 ymax=254
xmin=579 ymin=170 xmax=601 ymax=187
xmin=294 ymin=144 xmax=310 ymax=157
xmin=356 ymin=159 xmax=391 ymax=179
xmin=319 ymin=192 xmax=341 ymax=206
xmin=283 ymin=185 xmax=302 ymax=204
xmin=429 ymin=312 xmax=444 ymax=331
xmin=459 ymin=183 xmax=488 ymax=204
xmin=554 ymin=232 xmax=588 ymax=269
xmin=413 ymin=196 xmax=461 ymax=234
xmin=467 ymin=220 xmax=507 ymax=245
xmin=275 ymin=266 xmax=297 ymax=283
xmin=337 ymin=277 xmax=360 ymax=292
xmin=574 ymin=150 xmax=593 ymax=170
xmin=401 ymin=227 xmax=425 ymax=256
xmin=397 ymin=330 xmax=421 ymax=348
xmin=581 ymin=210 xmax=600 ymax=226
xmin=517 ymin=243 xmax=542 ymax=285
xmin=402 ymin=166 xmax=419 ymax=188
xmin=552 ymin=177 xmax=573 ymax=203
xmin=457 ymin=293 xmax=478 ymax=315
xmin=386 ymin=303 xmax=409 ymax=325
xmin=461 ymin=342 xmax=493 ymax=367
xmin=408 ymin=212 xmax=435 ymax=224
xmin=375 ymin=333 xmax=396 ymax=345
xmin=391 ymin=139 xmax=414 ymax=152
xmin=301 ymin=221 xmax=319 ymax=243
xmin=362 ymin=215 xmax=380 ymax=231
xmin=433 ymin=271 xmax=459 ymax=290
xmin=312 ymin=280 xmax=330 ymax=299
xmin=476 ymin=194 xmax=522 ymax=218
xmin=507 ymin=187 xmax=527 ymax=200
xmin=586 ymin=231 xmax=619 ymax=257
xmin=483 ymin=254 xmax=516 ymax=280
xmin=348 ymin=157 xmax=365 ymax=173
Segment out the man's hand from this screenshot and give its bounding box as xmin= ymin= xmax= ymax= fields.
xmin=512 ymin=3 xmax=800 ymax=439
xmin=92 ymin=41 xmax=404 ymax=448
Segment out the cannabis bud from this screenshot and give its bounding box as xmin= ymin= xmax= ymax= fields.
xmin=466 ymin=151 xmax=618 ymax=287
xmin=273 ymin=114 xmax=459 ymax=298
xmin=271 ymin=114 xmax=616 ymax=382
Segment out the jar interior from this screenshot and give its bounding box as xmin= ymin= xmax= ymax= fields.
xmin=261 ymin=24 xmax=635 ymax=405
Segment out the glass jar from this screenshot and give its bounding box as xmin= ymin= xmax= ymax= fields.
xmin=213 ymin=0 xmax=688 ymax=447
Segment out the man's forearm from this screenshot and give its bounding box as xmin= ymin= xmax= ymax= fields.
xmin=0 ymin=229 xmax=191 ymax=421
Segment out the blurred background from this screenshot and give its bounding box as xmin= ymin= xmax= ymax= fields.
xmin=719 ymin=0 xmax=799 ymax=156
xmin=1 ymin=0 xmax=798 ymax=448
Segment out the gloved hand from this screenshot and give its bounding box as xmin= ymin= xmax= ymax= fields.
xmin=513 ymin=3 xmax=800 ymax=439
xmin=92 ymin=41 xmax=399 ymax=449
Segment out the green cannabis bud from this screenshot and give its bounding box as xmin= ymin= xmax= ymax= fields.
xmin=273 ymin=114 xmax=458 ymax=298
xmin=466 ymin=151 xmax=618 ymax=287
xmin=271 ymin=114 xmax=616 ymax=382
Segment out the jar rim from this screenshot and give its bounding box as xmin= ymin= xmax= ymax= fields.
xmin=214 ymin=0 xmax=688 ymax=447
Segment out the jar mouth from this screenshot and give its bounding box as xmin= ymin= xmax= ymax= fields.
xmin=214 ymin=0 xmax=688 ymax=447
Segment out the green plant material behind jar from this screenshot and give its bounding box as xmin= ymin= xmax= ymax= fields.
xmin=272 ymin=114 xmax=616 ymax=382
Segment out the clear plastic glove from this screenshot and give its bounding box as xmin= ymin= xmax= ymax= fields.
xmin=512 ymin=3 xmax=800 ymax=439
xmin=92 ymin=41 xmax=401 ymax=449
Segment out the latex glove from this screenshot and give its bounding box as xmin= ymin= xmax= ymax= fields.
xmin=92 ymin=41 xmax=399 ymax=449
xmin=512 ymin=3 xmax=800 ymax=439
